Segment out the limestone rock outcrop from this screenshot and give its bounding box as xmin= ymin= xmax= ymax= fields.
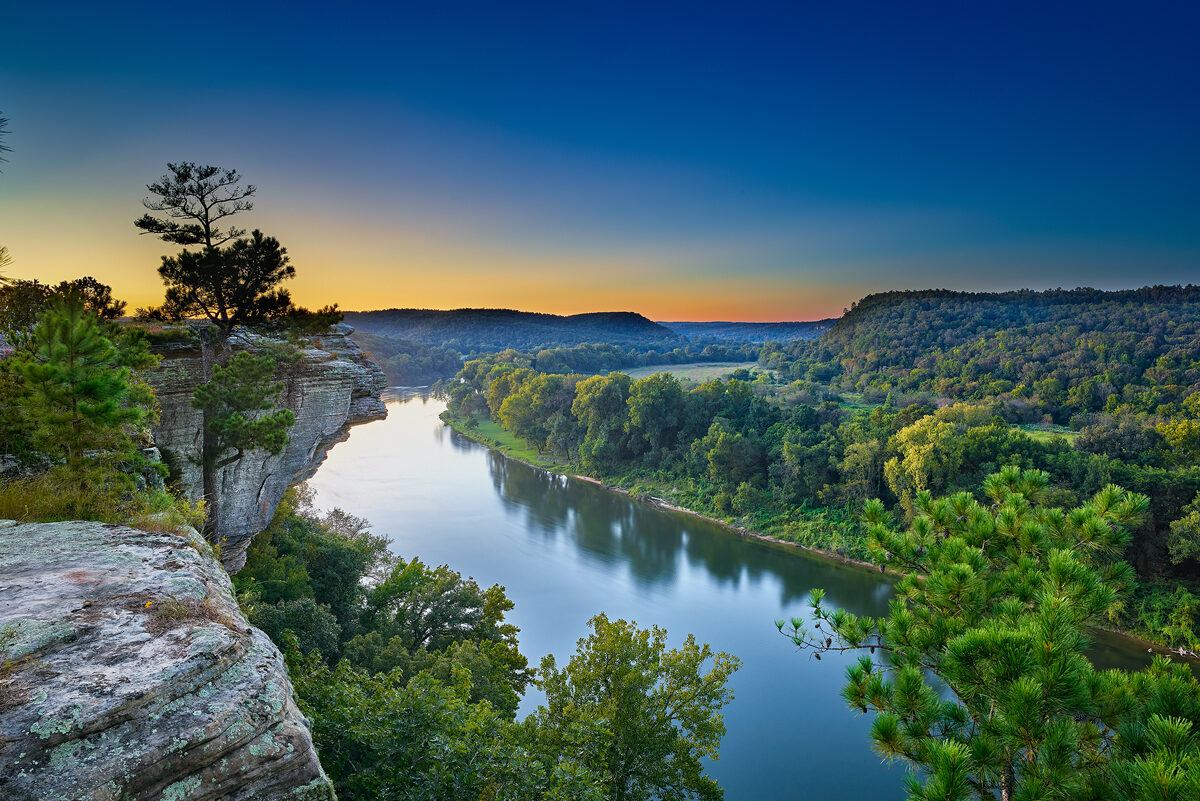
xmin=0 ymin=519 xmax=335 ymax=801
xmin=149 ymin=323 xmax=386 ymax=571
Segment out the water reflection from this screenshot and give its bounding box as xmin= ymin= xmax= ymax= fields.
xmin=485 ymin=436 xmax=895 ymax=616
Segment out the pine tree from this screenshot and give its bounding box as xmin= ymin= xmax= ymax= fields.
xmin=13 ymin=298 xmax=154 ymax=489
xmin=785 ymin=466 xmax=1200 ymax=800
xmin=191 ymin=351 xmax=295 ymax=542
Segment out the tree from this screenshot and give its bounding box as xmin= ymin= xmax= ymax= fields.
xmin=136 ymin=164 xmax=306 ymax=542
xmin=135 ymin=162 xmax=256 ymax=248
xmin=12 ymin=298 xmax=156 ymax=489
xmin=782 ymin=467 xmax=1200 ymax=800
xmin=158 ymin=230 xmax=296 ymax=340
xmin=0 ymin=277 xmax=124 ymax=343
xmin=291 ymin=654 xmax=604 ymax=801
xmin=625 ymin=372 xmax=685 ymax=462
xmin=345 ymin=556 xmax=531 ymax=715
xmin=572 ymin=373 xmax=633 ymax=471
xmin=191 ymin=351 xmax=296 ymax=539
xmin=529 ymin=613 xmax=740 ymax=801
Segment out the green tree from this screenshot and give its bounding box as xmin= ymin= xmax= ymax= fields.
xmin=572 ymin=373 xmax=633 ymax=471
xmin=345 ymin=556 xmax=531 ymax=715
xmin=782 ymin=467 xmax=1200 ymax=800
xmin=884 ymin=416 xmax=965 ymax=517
xmin=291 ymin=654 xmax=603 ymax=801
xmin=12 ymin=298 xmax=156 ymax=490
xmin=191 ymin=351 xmax=295 ymax=540
xmin=1167 ymin=492 xmax=1200 ymax=566
xmin=529 ymin=613 xmax=741 ymax=801
xmin=625 ymin=372 xmax=685 ymax=463
xmin=157 ymin=230 xmax=296 ymax=340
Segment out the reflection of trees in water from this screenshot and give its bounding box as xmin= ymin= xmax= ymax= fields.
xmin=485 ymin=450 xmax=894 ymax=618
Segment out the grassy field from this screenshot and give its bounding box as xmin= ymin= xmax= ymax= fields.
xmin=837 ymin=392 xmax=882 ymax=412
xmin=621 ymin=361 xmax=762 ymax=381
xmin=441 ymin=412 xmax=563 ymax=468
xmin=1016 ymin=423 xmax=1081 ymax=443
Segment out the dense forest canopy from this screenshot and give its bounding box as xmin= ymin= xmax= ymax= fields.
xmin=344 ymin=308 xmax=683 ymax=351
xmin=765 ymin=285 xmax=1200 ymax=425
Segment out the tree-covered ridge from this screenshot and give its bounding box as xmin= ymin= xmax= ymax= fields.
xmin=658 ymin=318 xmax=836 ymax=342
xmin=344 ymin=308 xmax=683 ymax=351
xmin=766 ymin=285 xmax=1200 ymax=423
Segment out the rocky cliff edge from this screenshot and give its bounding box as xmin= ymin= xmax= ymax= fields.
xmin=0 ymin=519 xmax=335 ymax=801
xmin=149 ymin=322 xmax=387 ymax=571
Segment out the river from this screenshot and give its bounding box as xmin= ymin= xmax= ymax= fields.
xmin=306 ymin=391 xmax=1159 ymax=801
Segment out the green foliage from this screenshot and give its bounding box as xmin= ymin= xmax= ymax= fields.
xmin=0 ymin=276 xmax=129 ymax=342
xmin=10 ymin=298 xmax=156 ymax=484
xmin=1168 ymin=493 xmax=1200 ymax=567
xmin=785 ymin=467 xmax=1200 ymax=800
xmin=0 ymin=471 xmax=198 ymax=531
xmin=192 ymin=351 xmax=295 ymax=469
xmin=530 ymin=613 xmax=740 ymax=801
xmin=352 ymin=330 xmax=463 ymax=385
xmin=347 ymin=556 xmax=531 ymax=715
xmin=289 ymin=651 xmax=603 ymax=801
xmin=158 ymin=231 xmax=296 ymax=338
xmin=242 ymin=487 xmax=738 ymax=801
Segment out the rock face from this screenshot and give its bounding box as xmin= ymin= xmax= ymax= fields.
xmin=0 ymin=520 xmax=335 ymax=801
xmin=149 ymin=323 xmax=387 ymax=571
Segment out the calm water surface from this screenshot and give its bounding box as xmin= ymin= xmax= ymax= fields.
xmin=308 ymin=392 xmax=1157 ymax=801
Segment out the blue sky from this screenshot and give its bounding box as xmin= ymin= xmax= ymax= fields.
xmin=1 ymin=1 xmax=1197 ymax=319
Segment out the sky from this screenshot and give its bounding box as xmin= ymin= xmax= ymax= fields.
xmin=1 ymin=1 xmax=1197 ymax=321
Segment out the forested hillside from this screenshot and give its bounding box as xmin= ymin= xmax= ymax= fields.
xmin=660 ymin=319 xmax=836 ymax=341
xmin=763 ymin=286 xmax=1200 ymax=425
xmin=442 ymin=285 xmax=1200 ymax=652
xmin=345 ymin=308 xmax=682 ymax=351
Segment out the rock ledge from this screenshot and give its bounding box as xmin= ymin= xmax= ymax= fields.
xmin=0 ymin=520 xmax=335 ymax=801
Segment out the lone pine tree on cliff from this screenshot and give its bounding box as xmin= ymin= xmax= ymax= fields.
xmin=136 ymin=162 xmax=302 ymax=545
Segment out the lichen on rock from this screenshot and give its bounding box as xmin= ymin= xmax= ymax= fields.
xmin=0 ymin=520 xmax=335 ymax=801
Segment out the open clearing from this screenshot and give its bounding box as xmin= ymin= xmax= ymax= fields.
xmin=621 ymin=361 xmax=762 ymax=381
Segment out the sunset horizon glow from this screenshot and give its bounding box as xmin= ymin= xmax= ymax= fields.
xmin=2 ymin=2 xmax=1197 ymax=321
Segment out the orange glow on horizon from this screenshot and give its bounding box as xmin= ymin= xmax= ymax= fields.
xmin=1 ymin=204 xmax=857 ymax=322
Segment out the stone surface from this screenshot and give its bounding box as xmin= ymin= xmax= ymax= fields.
xmin=0 ymin=520 xmax=335 ymax=801
xmin=148 ymin=323 xmax=387 ymax=571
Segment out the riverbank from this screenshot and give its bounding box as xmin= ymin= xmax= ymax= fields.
xmin=440 ymin=410 xmax=883 ymax=576
xmin=439 ymin=409 xmax=1199 ymax=665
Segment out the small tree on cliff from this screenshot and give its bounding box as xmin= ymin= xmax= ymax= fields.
xmin=191 ymin=351 xmax=296 ymax=541
xmin=157 ymin=229 xmax=296 ymax=340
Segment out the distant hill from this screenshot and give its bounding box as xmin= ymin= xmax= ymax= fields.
xmin=659 ymin=319 xmax=836 ymax=342
xmin=344 ymin=308 xmax=682 ymax=352
xmin=763 ymin=285 xmax=1200 ymax=422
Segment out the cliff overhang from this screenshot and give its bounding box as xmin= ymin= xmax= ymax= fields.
xmin=148 ymin=322 xmax=387 ymax=571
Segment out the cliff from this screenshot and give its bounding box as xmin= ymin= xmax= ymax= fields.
xmin=148 ymin=323 xmax=387 ymax=571
xmin=0 ymin=519 xmax=335 ymax=801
